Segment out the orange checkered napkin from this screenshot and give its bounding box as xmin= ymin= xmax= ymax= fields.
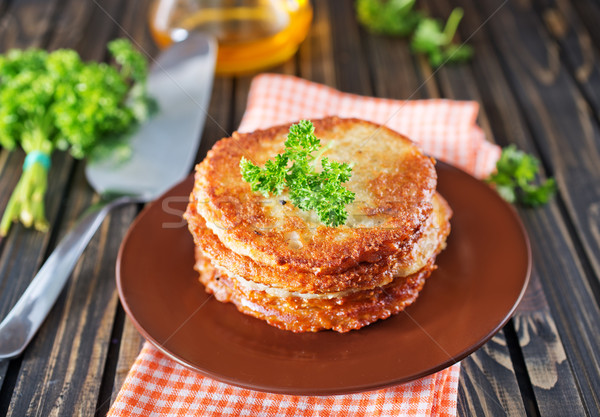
xmin=109 ymin=344 xmax=460 ymax=417
xmin=109 ymin=74 xmax=502 ymax=417
xmin=239 ymin=74 xmax=500 ymax=179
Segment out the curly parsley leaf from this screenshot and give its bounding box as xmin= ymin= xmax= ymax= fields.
xmin=356 ymin=0 xmax=421 ymax=36
xmin=355 ymin=1 xmax=473 ymax=67
xmin=486 ymin=145 xmax=556 ymax=206
xmin=411 ymin=8 xmax=473 ymax=67
xmin=240 ymin=120 xmax=355 ymax=227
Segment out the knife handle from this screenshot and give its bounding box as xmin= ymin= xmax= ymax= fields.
xmin=0 ymin=196 xmax=135 ymax=359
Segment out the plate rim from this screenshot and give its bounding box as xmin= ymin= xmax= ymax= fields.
xmin=116 ymin=160 xmax=532 ymax=395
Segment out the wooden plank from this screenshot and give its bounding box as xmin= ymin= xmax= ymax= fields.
xmin=297 ymin=0 xmax=336 ymax=87
xmin=571 ymin=0 xmax=600 ymax=55
xmin=0 ymin=361 xmax=9 ymax=398
xmin=5 ymin=170 xmax=135 ymax=416
xmin=478 ymin=0 xmax=600 ymax=347
xmin=534 ymin=0 xmax=600 ymax=126
xmin=439 ymin=0 xmax=600 ymax=413
xmin=45 ymin=0 xmax=95 ymax=50
xmin=457 ymin=335 xmax=529 ymax=416
xmin=477 ymin=0 xmax=600 ymax=285
xmin=0 ymin=0 xmax=76 ymax=306
xmin=0 ymin=154 xmax=74 ymax=394
xmin=0 ymin=0 xmax=60 ymax=50
xmin=198 ymin=77 xmax=235 ymax=159
xmin=0 ymin=0 xmax=68 ymax=392
xmin=232 ymin=40 xmax=297 ymax=130
xmin=517 ymin=203 xmax=600 ymax=415
xmin=326 ymin=0 xmax=372 ymax=95
xmin=71 ymin=0 xmax=125 ymax=62
xmin=364 ymin=33 xmax=433 ymax=100
xmin=0 ymin=0 xmax=135 ymax=414
xmin=513 ymin=272 xmax=587 ymax=415
xmin=110 ymin=318 xmax=144 ymax=404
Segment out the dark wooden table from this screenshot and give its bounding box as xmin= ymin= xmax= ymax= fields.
xmin=1 ymin=0 xmax=599 ymax=415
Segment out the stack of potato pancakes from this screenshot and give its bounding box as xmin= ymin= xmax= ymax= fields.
xmin=185 ymin=117 xmax=452 ymax=332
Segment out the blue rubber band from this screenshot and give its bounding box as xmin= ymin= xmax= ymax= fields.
xmin=23 ymin=151 xmax=51 ymax=171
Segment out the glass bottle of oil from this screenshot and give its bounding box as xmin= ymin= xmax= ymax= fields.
xmin=149 ymin=0 xmax=312 ymax=75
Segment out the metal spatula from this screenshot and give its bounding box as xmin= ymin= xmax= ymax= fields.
xmin=0 ymin=33 xmax=216 ymax=359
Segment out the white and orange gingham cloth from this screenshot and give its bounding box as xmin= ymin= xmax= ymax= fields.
xmin=108 ymin=74 xmax=502 ymax=417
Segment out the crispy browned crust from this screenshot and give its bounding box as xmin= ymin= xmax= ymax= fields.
xmin=195 ymin=248 xmax=437 ymax=333
xmin=192 ymin=117 xmax=437 ymax=274
xmin=185 ymin=191 xmax=452 ymax=293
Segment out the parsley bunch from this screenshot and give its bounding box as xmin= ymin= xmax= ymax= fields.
xmin=356 ymin=0 xmax=472 ymax=67
xmin=0 ymin=39 xmax=154 ymax=236
xmin=240 ymin=120 xmax=356 ymax=227
xmin=486 ymin=145 xmax=556 ymax=206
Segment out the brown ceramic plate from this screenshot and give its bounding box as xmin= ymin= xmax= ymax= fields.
xmin=116 ymin=161 xmax=531 ymax=395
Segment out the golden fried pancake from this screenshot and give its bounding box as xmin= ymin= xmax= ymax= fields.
xmin=191 ymin=117 xmax=437 ymax=275
xmin=194 ymin=247 xmax=437 ymax=333
xmin=185 ymin=191 xmax=451 ymax=293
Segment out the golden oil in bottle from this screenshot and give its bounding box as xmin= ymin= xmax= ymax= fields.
xmin=149 ymin=0 xmax=312 ymax=75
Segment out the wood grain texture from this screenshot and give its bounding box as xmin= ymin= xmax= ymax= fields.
xmin=196 ymin=77 xmax=235 ymax=161
xmin=364 ymin=32 xmax=430 ymax=101
xmin=45 ymin=0 xmax=94 ymax=51
xmin=233 ymin=76 xmax=253 ymax=130
xmin=0 ymin=361 xmax=8 ymax=396
xmin=0 ymin=0 xmax=136 ymax=414
xmin=4 ymin=163 xmax=134 ymax=416
xmin=71 ymin=0 xmax=124 ymax=61
xmin=535 ymin=0 xmax=600 ymax=120
xmin=298 ymin=0 xmax=336 ymax=87
xmin=514 ymin=272 xmax=587 ymax=416
xmin=442 ymin=0 xmax=600 ymax=413
xmin=571 ymin=0 xmax=600 ymax=57
xmin=457 ymin=334 xmax=527 ymax=416
xmin=0 ymin=0 xmax=60 ymax=50
xmin=326 ymin=0 xmax=372 ymax=95
xmin=110 ymin=318 xmax=144 ymax=404
xmin=0 ymin=152 xmax=74 ymax=391
xmin=518 ymin=204 xmax=600 ymax=415
xmin=1 ymin=0 xmax=600 ymax=415
xmin=476 ymin=0 xmax=600 ymax=286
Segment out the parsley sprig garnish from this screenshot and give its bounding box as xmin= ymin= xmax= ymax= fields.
xmin=356 ymin=0 xmax=472 ymax=67
xmin=486 ymin=145 xmax=556 ymax=206
xmin=240 ymin=120 xmax=356 ymax=227
xmin=411 ymin=8 xmax=473 ymax=68
xmin=356 ymin=0 xmax=422 ymax=37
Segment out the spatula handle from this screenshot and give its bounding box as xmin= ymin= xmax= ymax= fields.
xmin=0 ymin=196 xmax=132 ymax=359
